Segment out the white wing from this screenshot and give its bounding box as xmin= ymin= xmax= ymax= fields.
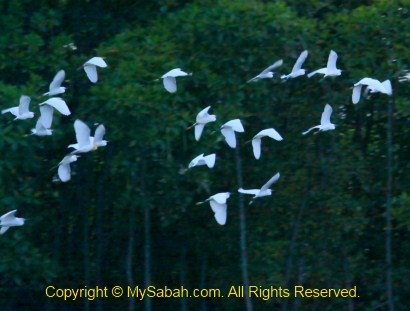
xmin=163 ymin=76 xmax=177 ymax=93
xmin=320 ymin=104 xmax=333 ymax=126
xmin=94 ymin=124 xmax=106 ymax=145
xmin=307 ymin=68 xmax=327 ymax=78
xmin=35 ymin=118 xmax=48 ymax=132
xmin=302 ymin=126 xmax=320 ymax=135
xmin=209 ymin=201 xmax=227 ymax=225
xmin=260 ymin=172 xmax=280 ymax=192
xmin=196 ymin=106 xmax=211 ymax=121
xmin=352 ymin=84 xmax=362 ymax=104
xmin=0 ymin=210 xmax=17 ymax=222
xmin=40 ymin=98 xmax=70 ymax=115
xmin=252 ymin=137 xmax=262 ymax=159
xmin=84 ymin=65 xmax=98 ymax=83
xmin=84 ymin=57 xmax=107 ymax=68
xmin=238 ymin=188 xmax=260 ymax=195
xmin=326 ymin=50 xmax=338 ymax=71
xmin=204 ymin=154 xmax=216 ymax=168
xmin=162 ymin=68 xmax=189 ymax=78
xmin=261 ymin=59 xmax=283 ymax=74
xmin=74 ymin=120 xmax=91 ymax=148
xmin=210 ymin=192 xmax=230 ymax=204
xmin=58 ymin=163 xmax=71 ymax=182
xmin=49 ymin=70 xmax=65 ymax=91
xmin=292 ymin=50 xmax=308 ymax=72
xmin=0 ymin=226 xmax=10 ymax=234
xmin=194 ymin=123 xmax=205 ymax=141
xmin=223 ymin=119 xmax=244 ymax=132
xmin=188 ymin=154 xmax=204 ymax=168
xmin=381 ymin=80 xmax=392 ymax=95
xmin=39 ymin=105 xmax=54 ymax=129
xmin=221 ymin=127 xmax=236 ymax=148
xmin=18 ymin=95 xmax=31 ymax=115
xmin=261 ymin=128 xmax=283 ymax=141
xmin=2 ymin=107 xmax=19 ymax=116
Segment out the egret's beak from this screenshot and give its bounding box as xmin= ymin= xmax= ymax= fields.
xmin=195 ymin=201 xmax=206 ymax=206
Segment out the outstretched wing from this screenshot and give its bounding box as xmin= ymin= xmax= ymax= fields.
xmin=320 ymin=104 xmax=333 ymax=126
xmin=292 ymin=50 xmax=308 ymax=72
xmin=58 ymin=163 xmax=72 ymax=182
xmin=18 ymin=95 xmax=31 ymax=115
xmin=204 ymin=154 xmax=216 ymax=168
xmin=41 ymin=98 xmax=71 ymax=115
xmin=252 ymin=137 xmax=262 ymax=159
xmin=260 ymin=172 xmax=280 ymax=192
xmin=381 ymin=80 xmax=392 ymax=95
xmin=194 ymin=123 xmax=205 ymax=141
xmin=352 ymin=84 xmax=362 ymax=104
xmin=261 ymin=59 xmax=283 ymax=74
xmin=221 ymin=127 xmax=236 ymax=148
xmin=238 ymin=188 xmax=260 ymax=195
xmin=94 ymin=124 xmax=106 ymax=145
xmin=307 ymin=68 xmax=327 ymax=78
xmin=84 ymin=65 xmax=98 ymax=83
xmin=326 ymin=50 xmax=338 ymax=71
xmin=39 ymin=105 xmax=54 ymax=129
xmin=209 ymin=201 xmax=227 ymax=225
xmin=49 ymin=70 xmax=65 ymax=91
xmin=74 ymin=120 xmax=91 ymax=148
xmin=163 ymin=76 xmax=177 ymax=93
xmin=0 ymin=210 xmax=17 ymax=222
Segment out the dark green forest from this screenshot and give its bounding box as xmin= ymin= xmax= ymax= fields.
xmin=0 ymin=0 xmax=409 ymax=310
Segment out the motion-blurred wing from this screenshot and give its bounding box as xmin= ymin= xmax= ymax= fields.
xmin=194 ymin=123 xmax=205 ymax=141
xmin=18 ymin=95 xmax=31 ymax=115
xmin=74 ymin=120 xmax=91 ymax=148
xmin=58 ymin=163 xmax=72 ymax=182
xmin=238 ymin=188 xmax=260 ymax=195
xmin=292 ymin=50 xmax=308 ymax=72
xmin=204 ymin=154 xmax=216 ymax=168
xmin=320 ymin=104 xmax=333 ymax=126
xmin=307 ymin=68 xmax=326 ymax=78
xmin=39 ymin=105 xmax=54 ymax=129
xmin=326 ymin=50 xmax=338 ymax=71
xmin=221 ymin=127 xmax=236 ymax=148
xmin=41 ymin=98 xmax=70 ymax=115
xmin=252 ymin=138 xmax=262 ymax=159
xmin=352 ymin=84 xmax=362 ymax=104
xmin=260 ymin=172 xmax=280 ymax=192
xmin=49 ymin=70 xmax=65 ymax=90
xmin=163 ymin=76 xmax=177 ymax=93
xmin=209 ymin=201 xmax=227 ymax=225
xmin=94 ymin=124 xmax=106 ymax=145
xmin=261 ymin=59 xmax=283 ymax=74
xmin=84 ymin=65 xmax=98 ymax=83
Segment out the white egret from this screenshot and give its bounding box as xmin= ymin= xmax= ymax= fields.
xmin=68 ymin=124 xmax=107 ymax=150
xmin=69 ymin=120 xmax=100 ymax=154
xmin=352 ymin=78 xmax=392 ymax=104
xmin=83 ymin=57 xmax=107 ymax=83
xmin=220 ymin=119 xmax=244 ymax=148
xmin=307 ymin=50 xmax=341 ymax=78
xmin=0 ymin=210 xmax=25 ymax=235
xmin=205 ymin=192 xmax=231 ymax=225
xmin=43 ymin=70 xmax=66 ymax=96
xmin=188 ymin=153 xmax=216 ymax=169
xmin=57 ymin=155 xmax=79 ymax=182
xmin=238 ymin=172 xmax=280 ymax=200
xmin=39 ymin=97 xmax=71 ymax=116
xmin=248 ymin=59 xmax=283 ymax=82
xmin=281 ymin=50 xmax=308 ymax=80
xmin=161 ymin=68 xmax=191 ymax=93
xmin=30 ymin=118 xmax=53 ymax=136
xmin=302 ymin=104 xmax=335 ymax=135
xmin=251 ymin=128 xmax=283 ymax=159
xmin=190 ymin=106 xmax=216 ymax=141
xmin=1 ymin=95 xmax=34 ymax=120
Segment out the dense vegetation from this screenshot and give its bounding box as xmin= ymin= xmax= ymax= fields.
xmin=0 ymin=1 xmax=409 ymax=310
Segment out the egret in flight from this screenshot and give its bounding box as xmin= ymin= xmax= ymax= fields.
xmin=302 ymin=104 xmax=335 ymax=135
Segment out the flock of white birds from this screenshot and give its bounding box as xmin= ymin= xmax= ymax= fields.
xmin=0 ymin=49 xmax=395 ymax=234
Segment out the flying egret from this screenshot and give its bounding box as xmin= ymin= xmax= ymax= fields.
xmin=352 ymin=78 xmax=392 ymax=104
xmin=248 ymin=59 xmax=283 ymax=82
xmin=251 ymin=128 xmax=283 ymax=160
xmin=238 ymin=172 xmax=280 ymax=202
xmin=1 ymin=95 xmax=34 ymax=120
xmin=0 ymin=210 xmax=25 ymax=235
xmin=43 ymin=70 xmax=66 ymax=96
xmin=302 ymin=104 xmax=336 ymax=135
xmin=220 ymin=119 xmax=245 ymax=148
xmin=83 ymin=57 xmax=107 ymax=83
xmin=281 ymin=50 xmax=308 ymax=79
xmin=204 ymin=192 xmax=231 ymax=225
xmin=188 ymin=153 xmax=216 ymax=169
xmin=68 ymin=124 xmax=107 ymax=150
xmin=189 ymin=106 xmax=216 ymax=141
xmin=69 ymin=120 xmax=102 ymax=154
xmin=30 ymin=115 xmax=53 ymax=136
xmin=57 ymin=155 xmax=79 ymax=182
xmin=39 ymin=97 xmax=71 ymax=116
xmin=307 ymin=50 xmax=342 ymax=78
xmin=161 ymin=68 xmax=191 ymax=93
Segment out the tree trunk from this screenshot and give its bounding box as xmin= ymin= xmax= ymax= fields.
xmin=235 ymin=146 xmax=253 ymax=311
xmin=386 ymin=98 xmax=394 ymax=311
xmin=142 ymin=160 xmax=152 ymax=311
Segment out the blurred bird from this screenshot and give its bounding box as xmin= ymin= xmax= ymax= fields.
xmin=352 ymin=78 xmax=392 ymax=104
xmin=43 ymin=70 xmax=66 ymax=96
xmin=302 ymin=104 xmax=335 ymax=135
xmin=199 ymin=192 xmax=231 ymax=225
xmin=188 ymin=153 xmax=216 ymax=169
xmin=238 ymin=172 xmax=280 ymax=202
xmin=2 ymin=95 xmax=34 ymax=120
xmin=281 ymin=50 xmax=308 ymax=80
xmin=68 ymin=124 xmax=107 ymax=150
xmin=188 ymin=106 xmax=216 ymax=141
xmin=220 ymin=119 xmax=245 ymax=148
xmin=83 ymin=57 xmax=107 ymax=83
xmin=69 ymin=120 xmax=107 ymax=154
xmin=0 ymin=210 xmax=25 ymax=235
xmin=39 ymin=97 xmax=71 ymax=116
xmin=161 ymin=68 xmax=191 ymax=93
xmin=248 ymin=59 xmax=283 ymax=82
xmin=308 ymin=50 xmax=341 ymax=78
xmin=57 ymin=155 xmax=79 ymax=182
xmin=251 ymin=128 xmax=283 ymax=159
